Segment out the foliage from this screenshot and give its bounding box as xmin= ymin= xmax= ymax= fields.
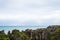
xmin=0 ymin=30 xmax=10 ymax=40
xmin=8 ymin=29 xmax=30 ymax=40
xmin=47 ymin=26 xmax=60 ymax=40
xmin=0 ymin=25 xmax=60 ymax=40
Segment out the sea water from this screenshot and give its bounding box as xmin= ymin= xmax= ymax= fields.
xmin=0 ymin=26 xmax=46 ymax=33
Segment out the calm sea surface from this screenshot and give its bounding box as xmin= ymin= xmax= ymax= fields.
xmin=0 ymin=26 xmax=46 ymax=33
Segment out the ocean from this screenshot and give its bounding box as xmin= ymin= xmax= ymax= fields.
xmin=0 ymin=26 xmax=46 ymax=33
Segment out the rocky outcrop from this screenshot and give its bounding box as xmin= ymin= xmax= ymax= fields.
xmin=23 ymin=29 xmax=47 ymax=40
xmin=23 ymin=25 xmax=60 ymax=40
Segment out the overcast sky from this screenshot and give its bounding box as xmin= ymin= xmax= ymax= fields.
xmin=0 ymin=0 xmax=60 ymax=26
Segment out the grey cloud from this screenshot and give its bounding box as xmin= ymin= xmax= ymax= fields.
xmin=0 ymin=0 xmax=60 ymax=26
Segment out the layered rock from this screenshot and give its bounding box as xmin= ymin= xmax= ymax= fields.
xmin=23 ymin=25 xmax=60 ymax=40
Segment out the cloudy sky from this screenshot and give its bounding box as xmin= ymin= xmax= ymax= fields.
xmin=0 ymin=0 xmax=60 ymax=26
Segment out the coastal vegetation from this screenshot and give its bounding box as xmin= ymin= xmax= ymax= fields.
xmin=0 ymin=25 xmax=60 ymax=40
